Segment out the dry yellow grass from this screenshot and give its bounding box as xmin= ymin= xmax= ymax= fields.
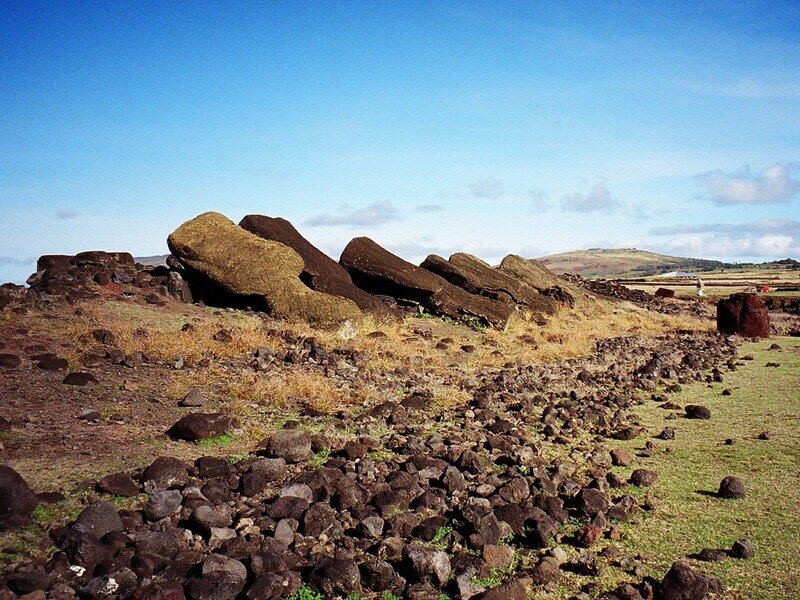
xmin=41 ymin=294 xmax=712 ymax=421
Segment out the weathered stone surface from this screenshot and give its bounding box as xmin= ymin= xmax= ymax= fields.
xmin=340 ymin=237 xmax=512 ymax=327
xmin=168 ymin=212 xmax=360 ymax=325
xmin=0 ymin=466 xmax=39 ymax=531
xmin=718 ymin=476 xmax=746 ymax=499
xmin=168 ymin=412 xmax=236 ymax=441
xmin=497 ymin=254 xmax=575 ymax=308
xmin=0 ymin=353 xmax=22 ymax=368
xmin=97 ymin=472 xmax=140 ymax=497
xmin=262 ymin=430 xmax=313 ymax=463
xmin=74 ymin=501 xmax=124 ymax=538
xmin=731 ymin=539 xmax=755 ymax=559
xmin=240 ymin=214 xmax=387 ymax=313
xmin=717 ymin=293 xmax=770 ymax=338
xmin=421 ymin=253 xmax=545 ymax=309
xmin=142 ymin=456 xmax=189 ymax=490
xmin=659 ymin=561 xmax=709 ymax=600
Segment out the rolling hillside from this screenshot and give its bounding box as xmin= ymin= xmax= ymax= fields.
xmin=538 ymin=248 xmax=727 ymax=277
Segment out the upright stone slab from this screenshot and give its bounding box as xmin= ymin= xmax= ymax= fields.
xmin=716 ymin=293 xmax=770 ymax=338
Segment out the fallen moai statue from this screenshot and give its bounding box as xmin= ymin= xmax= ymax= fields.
xmin=497 ymin=254 xmax=576 ymax=308
xmin=168 ymin=212 xmax=360 ymax=325
xmin=239 ymin=214 xmax=389 ymax=314
xmin=421 ymin=252 xmax=560 ymax=315
xmin=340 ymin=237 xmax=513 ymax=328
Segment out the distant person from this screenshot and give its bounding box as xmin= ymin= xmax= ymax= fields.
xmin=696 ymin=278 xmax=704 ymax=297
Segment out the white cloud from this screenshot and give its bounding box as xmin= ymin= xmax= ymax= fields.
xmin=661 ymin=232 xmax=799 ymax=259
xmin=305 ymin=201 xmax=402 ymax=227
xmin=695 ymin=163 xmax=800 ymax=205
xmin=560 ymin=183 xmax=620 ymax=213
xmin=650 ymin=219 xmax=800 ymax=237
xmin=469 ymin=178 xmax=505 ymax=199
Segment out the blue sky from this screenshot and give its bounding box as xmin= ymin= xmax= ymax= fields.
xmin=2 ymin=1 xmax=799 ymax=283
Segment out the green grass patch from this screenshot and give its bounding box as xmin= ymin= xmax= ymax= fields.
xmin=196 ymin=433 xmax=235 ymax=448
xmin=287 ymin=584 xmax=323 ymax=600
xmin=533 ymin=336 xmax=800 ymax=599
xmin=607 ymin=337 xmax=800 ymax=599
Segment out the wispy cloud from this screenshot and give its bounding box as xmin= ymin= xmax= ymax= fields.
xmin=305 ymin=201 xmax=401 ymax=227
xmin=695 ymin=163 xmax=800 ymax=205
xmin=560 ymin=182 xmax=620 ymax=213
xmin=415 ymin=203 xmax=445 ymax=213
xmin=56 ymin=209 xmax=79 ymax=219
xmin=469 ymin=177 xmax=505 ymax=199
xmin=650 ymin=219 xmax=800 ymax=237
xmin=527 ymin=189 xmax=551 ymax=213
xmin=0 ymin=256 xmax=35 ymax=267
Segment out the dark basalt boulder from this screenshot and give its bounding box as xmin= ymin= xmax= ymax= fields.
xmin=716 ymin=293 xmax=769 ymax=338
xmin=27 ymin=251 xmax=138 ymax=298
xmin=168 ymin=412 xmax=237 ymax=441
xmin=0 ymin=466 xmax=39 ymax=531
xmin=239 ymin=215 xmax=389 ymax=314
xmin=340 ymin=237 xmax=513 ymax=328
xmin=659 ymin=561 xmax=709 ymax=600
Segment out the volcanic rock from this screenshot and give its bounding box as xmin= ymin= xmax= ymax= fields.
xmin=37 ymin=354 xmax=69 ymax=370
xmin=97 ymin=473 xmax=140 ymax=497
xmin=477 ymin=579 xmax=527 ymax=600
xmin=240 ymin=458 xmax=286 ymax=496
xmin=731 ymin=539 xmax=755 ymax=559
xmin=62 ymin=372 xmax=98 ymax=386
xmin=531 ymin=556 xmax=561 ymax=585
xmin=630 ymin=469 xmax=658 ymax=487
xmin=167 ymin=211 xmax=360 ymax=325
xmin=0 ymin=466 xmax=39 ymax=531
xmin=144 ymin=490 xmax=183 ymax=520
xmin=262 ymin=429 xmax=313 ymax=463
xmin=142 ymin=457 xmax=189 ymax=489
xmin=685 ymin=405 xmax=711 ymax=420
xmin=577 ymin=488 xmax=609 ymax=516
xmin=718 ymin=476 xmax=746 ymax=499
xmin=0 ymin=353 xmax=22 ymax=368
xmin=610 ymin=448 xmax=633 ymax=467
xmin=340 ymin=237 xmax=512 ymax=327
xmin=240 ymin=214 xmax=387 ymax=313
xmin=309 ymin=556 xmax=362 ymax=597
xmin=168 ymin=412 xmax=236 ymax=441
xmin=716 ymin=293 xmax=770 ymax=338
xmin=659 ymin=561 xmax=709 ymax=600
xmin=74 ymin=501 xmax=124 ymax=538
xmin=404 ymin=541 xmax=451 ymax=586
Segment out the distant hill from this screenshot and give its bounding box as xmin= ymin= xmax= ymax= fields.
xmin=134 ymin=254 xmax=169 ymax=266
xmin=537 ymin=248 xmax=727 ymax=278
